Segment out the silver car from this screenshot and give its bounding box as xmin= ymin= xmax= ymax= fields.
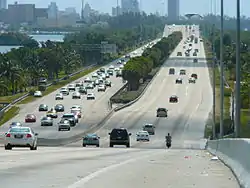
xmin=58 ymin=119 xmax=71 ymax=131
xmin=82 ymin=134 xmax=100 ymax=147
xmin=143 ymin=124 xmax=155 ymax=135
xmin=4 ymin=127 xmax=38 ymax=150
xmin=55 ymin=93 xmax=63 ymax=100
xmin=72 ymin=91 xmax=81 ymax=99
xmin=41 ymin=116 xmax=53 ymax=126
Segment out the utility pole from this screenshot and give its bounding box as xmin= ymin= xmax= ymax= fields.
xmin=212 ymin=24 xmax=216 ymax=139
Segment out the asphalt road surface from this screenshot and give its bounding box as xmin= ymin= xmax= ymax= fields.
xmin=0 ymin=39 xmax=160 ymax=141
xmin=0 ymin=25 xmax=239 ymax=187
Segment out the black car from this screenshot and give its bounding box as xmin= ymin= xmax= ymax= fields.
xmin=39 ymin=104 xmax=48 ymax=111
xmin=54 ymin=104 xmax=64 ymax=112
xmin=100 ymin=68 xmax=105 ymax=73
xmin=109 ymin=128 xmax=131 ymax=148
xmin=78 ymin=86 xmax=87 ymax=94
xmin=156 ymin=108 xmax=168 ymax=117
xmin=180 ymin=69 xmax=186 ymax=75
xmin=116 ymin=71 xmax=122 ymax=77
xmin=107 ymin=70 xmax=113 ymax=76
xmin=105 ymin=80 xmax=111 ymax=87
xmin=169 ymin=68 xmax=175 ymax=75
xmin=175 ymin=78 xmax=182 ymax=84
xmin=169 ymin=95 xmax=178 ymax=103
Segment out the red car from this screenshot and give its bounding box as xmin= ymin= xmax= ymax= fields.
xmin=25 ymin=114 xmax=36 ymax=122
xmin=71 ymin=109 xmax=81 ymax=118
xmin=191 ymin=73 xmax=198 ymax=79
xmin=169 ymin=95 xmax=178 ymax=103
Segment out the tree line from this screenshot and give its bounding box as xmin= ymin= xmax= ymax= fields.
xmin=0 ymin=14 xmax=164 ymax=97
xmin=122 ymin=31 xmax=183 ymax=91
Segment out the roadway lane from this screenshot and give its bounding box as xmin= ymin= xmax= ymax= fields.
xmin=0 ymin=38 xmax=160 ymax=141
xmin=0 ymin=147 xmax=238 ymax=187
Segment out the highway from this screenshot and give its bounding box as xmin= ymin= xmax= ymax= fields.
xmin=0 ymin=25 xmax=239 ymax=187
xmin=0 ymin=38 xmax=159 ymax=142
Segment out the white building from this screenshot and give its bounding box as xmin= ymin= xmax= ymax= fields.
xmin=48 ymin=2 xmax=58 ymax=19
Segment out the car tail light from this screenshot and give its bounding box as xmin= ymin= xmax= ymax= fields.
xmin=26 ymin=134 xmax=32 ymax=138
xmin=6 ymin=133 xmax=11 ymax=137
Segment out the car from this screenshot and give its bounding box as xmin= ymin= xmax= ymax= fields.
xmin=58 ymin=119 xmax=71 ymax=131
xmin=46 ymin=109 xmax=58 ymax=118
xmin=191 ymin=73 xmax=198 ymax=79
xmin=193 ymin=52 xmax=197 ymax=56
xmin=117 ymin=60 xmax=122 ymax=64
xmin=96 ymin=71 xmax=102 ymax=75
xmin=92 ymin=73 xmax=98 ymax=78
xmin=107 ymin=69 xmax=113 ymax=76
xmin=72 ymin=91 xmax=81 ymax=99
xmin=4 ymin=127 xmax=38 ymax=150
xmin=185 ymin=52 xmax=190 ymax=56
xmin=98 ymin=79 xmax=104 ymax=85
xmin=75 ymin=81 xmax=83 ymax=87
xmin=109 ymin=65 xmax=114 ymax=70
xmin=71 ymin=109 xmax=82 ymax=118
xmin=105 ymin=80 xmax=111 ymax=87
xmin=41 ymin=116 xmax=53 ymax=126
xmin=87 ymin=93 xmax=95 ymax=100
xmin=78 ymin=86 xmax=87 ymax=94
xmin=105 ymin=73 xmax=110 ymax=78
xmin=71 ymin=105 xmax=81 ymax=111
xmin=180 ymin=69 xmax=186 ymax=75
xmin=55 ymin=93 xmax=63 ymax=100
xmin=82 ymin=134 xmax=100 ymax=147
xmin=9 ymin=122 xmax=22 ymax=129
xmin=193 ymin=58 xmax=198 ymax=63
xmin=99 ymin=68 xmax=105 ymax=73
xmin=175 ymin=78 xmax=183 ymax=84
xmin=109 ymin=128 xmax=131 ymax=147
xmin=97 ymin=85 xmax=106 ymax=92
xmin=68 ymin=84 xmax=76 ymax=91
xmin=54 ymin=104 xmax=64 ymax=112
xmin=116 ymin=70 xmax=122 ymax=77
xmin=60 ymin=87 xmax=69 ymax=95
xmin=136 ymin=131 xmax=150 ymax=141
xmin=101 ymin=74 xmax=106 ymax=80
xmin=25 ymin=114 xmax=36 ymax=122
xmin=34 ymin=91 xmax=42 ymax=97
xmin=114 ymin=67 xmax=120 ymax=72
xmin=195 ymin=49 xmax=199 ymax=53
xmin=169 ymin=95 xmax=178 ymax=103
xmin=86 ymin=83 xmax=94 ymax=89
xmin=61 ymin=113 xmax=77 ymax=126
xmin=143 ymin=124 xmax=155 ymax=135
xmin=156 ymin=108 xmax=168 ymax=117
xmin=38 ymin=104 xmax=48 ymax=111
xmin=177 ymin=52 xmax=182 ymax=56
xmin=169 ymin=68 xmax=175 ymax=75
xmin=84 ymin=77 xmax=91 ymax=83
xmin=189 ymin=77 xmax=196 ymax=83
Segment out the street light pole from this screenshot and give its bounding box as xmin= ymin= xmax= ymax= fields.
xmin=219 ymin=0 xmax=224 ymax=138
xmin=212 ymin=24 xmax=216 ymax=139
xmin=235 ymin=0 xmax=241 ymax=137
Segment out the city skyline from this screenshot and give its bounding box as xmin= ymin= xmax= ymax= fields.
xmin=6 ymin=0 xmax=250 ymax=17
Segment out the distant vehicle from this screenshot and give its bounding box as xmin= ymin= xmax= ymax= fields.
xmin=75 ymin=81 xmax=83 ymax=87
xmin=189 ymin=77 xmax=196 ymax=83
xmin=156 ymin=108 xmax=168 ymax=117
xmin=136 ymin=131 xmax=150 ymax=141
xmin=87 ymin=93 xmax=95 ymax=100
xmin=41 ymin=116 xmax=53 ymax=126
xmin=25 ymin=114 xmax=36 ymax=123
xmin=143 ymin=124 xmax=155 ymax=135
xmin=193 ymin=59 xmax=198 ymax=63
xmin=58 ymin=119 xmax=71 ymax=131
xmin=125 ymin=54 xmax=130 ymax=59
xmin=193 ymin=52 xmax=197 ymax=56
xmin=71 ymin=105 xmax=81 ymax=111
xmin=55 ymin=93 xmax=63 ymax=100
xmin=39 ymin=104 xmax=48 ymax=111
xmin=46 ymin=109 xmax=58 ymax=118
xmin=86 ymin=83 xmax=94 ymax=89
xmin=82 ymin=134 xmax=100 ymax=147
xmin=105 ymin=80 xmax=111 ymax=87
xmin=105 ymin=73 xmax=110 ymax=78
xmin=71 ymin=109 xmax=82 ymax=118
xmin=72 ymin=92 xmax=81 ymax=99
xmin=109 ymin=128 xmax=131 ymax=147
xmin=84 ymin=77 xmax=92 ymax=83
xmin=79 ymin=86 xmax=87 ymax=94
xmin=99 ymin=68 xmax=105 ymax=73
xmin=61 ymin=113 xmax=77 ymax=126
xmin=54 ymin=104 xmax=64 ymax=112
xmin=169 ymin=95 xmax=178 ymax=103
xmin=117 ymin=60 xmax=122 ymax=64
xmin=34 ymin=91 xmax=42 ymax=97
xmin=60 ymin=87 xmax=69 ymax=95
xmin=9 ymin=122 xmax=22 ymax=129
xmin=180 ymin=69 xmax=186 ymax=75
xmin=97 ymin=85 xmax=106 ymax=92
xmin=169 ymin=68 xmax=175 ymax=75
xmin=116 ymin=70 xmax=122 ymax=77
xmin=107 ymin=69 xmax=114 ymax=76
xmin=177 ymin=52 xmax=182 ymax=56
xmin=109 ymin=65 xmax=114 ymax=70
xmin=195 ymin=49 xmax=199 ymax=53
xmin=68 ymin=84 xmax=76 ymax=91
xmin=4 ymin=127 xmax=38 ymax=150
xmin=191 ymin=73 xmax=198 ymax=79
xmin=92 ymin=73 xmax=98 ymax=78
xmin=175 ymin=78 xmax=183 ymax=84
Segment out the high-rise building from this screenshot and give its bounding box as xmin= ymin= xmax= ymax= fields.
xmin=121 ymin=0 xmax=139 ymax=13
xmin=112 ymin=6 xmax=121 ymax=16
xmin=48 ymin=2 xmax=58 ymax=19
xmin=168 ymin=0 xmax=179 ymax=20
xmin=0 ymin=0 xmax=7 ymax=9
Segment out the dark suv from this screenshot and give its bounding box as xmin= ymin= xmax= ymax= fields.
xmin=109 ymin=128 xmax=131 ymax=148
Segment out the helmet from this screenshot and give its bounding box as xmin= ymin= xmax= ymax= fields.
xmin=168 ymin=133 xmax=170 ymax=136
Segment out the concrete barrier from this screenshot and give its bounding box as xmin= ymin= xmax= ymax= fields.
xmin=207 ymin=139 xmax=250 ymax=188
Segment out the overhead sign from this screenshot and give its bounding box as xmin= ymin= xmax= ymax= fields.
xmin=101 ymin=43 xmax=117 ymax=54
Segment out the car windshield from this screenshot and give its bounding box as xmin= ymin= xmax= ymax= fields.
xmin=10 ymin=127 xmax=30 ymax=133
xmin=63 ymin=114 xmax=74 ymax=118
xmin=42 ymin=117 xmax=49 ymax=120
xmin=26 ymin=114 xmax=33 ymax=117
xmin=40 ymin=104 xmax=46 ymax=107
xmin=144 ymin=125 xmax=153 ymax=128
xmin=110 ymin=129 xmax=128 ymax=137
xmin=157 ymin=108 xmax=166 ymax=112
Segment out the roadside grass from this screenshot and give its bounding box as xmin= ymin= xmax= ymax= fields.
xmin=241 ymin=109 xmax=250 ymax=138
xmin=0 ymin=106 xmax=20 ymax=126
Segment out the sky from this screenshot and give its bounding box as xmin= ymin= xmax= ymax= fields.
xmin=7 ymin=0 xmax=250 ymax=17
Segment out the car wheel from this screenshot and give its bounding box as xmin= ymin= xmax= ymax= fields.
xmin=30 ymin=144 xmax=37 ymax=150
xmin=136 ymin=139 xmax=139 ymax=141
xmin=68 ymin=128 xmax=70 ymax=131
xmin=58 ymin=128 xmax=61 ymax=131
xmin=82 ymin=144 xmax=86 ymax=147
xmin=126 ymin=143 xmax=130 ymax=148
xmin=96 ymin=144 xmax=100 ymax=147
xmin=109 ymin=143 xmax=113 ymax=147
xmin=4 ymin=145 xmax=12 ymax=150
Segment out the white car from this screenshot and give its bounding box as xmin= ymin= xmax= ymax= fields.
xmin=58 ymin=119 xmax=71 ymax=131
xmin=68 ymin=84 xmax=76 ymax=91
xmin=114 ymin=67 xmax=120 ymax=72
xmin=109 ymin=65 xmax=114 ymax=69
xmin=72 ymin=92 xmax=81 ymax=99
xmin=34 ymin=91 xmax=42 ymax=97
xmin=136 ymin=131 xmax=150 ymax=141
xmin=86 ymin=83 xmax=94 ymax=89
xmin=97 ymin=85 xmax=106 ymax=92
xmin=84 ymin=77 xmax=91 ymax=83
xmin=55 ymin=93 xmax=63 ymax=100
xmin=4 ymin=127 xmax=38 ymax=150
xmin=119 ymin=65 xmax=124 ymax=69
xmin=60 ymin=87 xmax=69 ymax=95
xmin=71 ymin=105 xmax=81 ymax=111
xmin=87 ymin=93 xmax=95 ymax=100
xmin=92 ymin=73 xmax=98 ymax=78
xmin=95 ymin=79 xmax=100 ymax=85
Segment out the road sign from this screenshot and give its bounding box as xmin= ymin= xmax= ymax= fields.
xmin=101 ymin=44 xmax=117 ymax=54
xmin=72 ymin=43 xmax=117 ymax=54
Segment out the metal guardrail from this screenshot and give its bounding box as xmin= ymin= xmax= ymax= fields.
xmin=0 ymin=64 xmax=97 ymax=119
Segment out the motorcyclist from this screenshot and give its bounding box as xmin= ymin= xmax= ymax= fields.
xmin=165 ymin=133 xmax=172 ymax=143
